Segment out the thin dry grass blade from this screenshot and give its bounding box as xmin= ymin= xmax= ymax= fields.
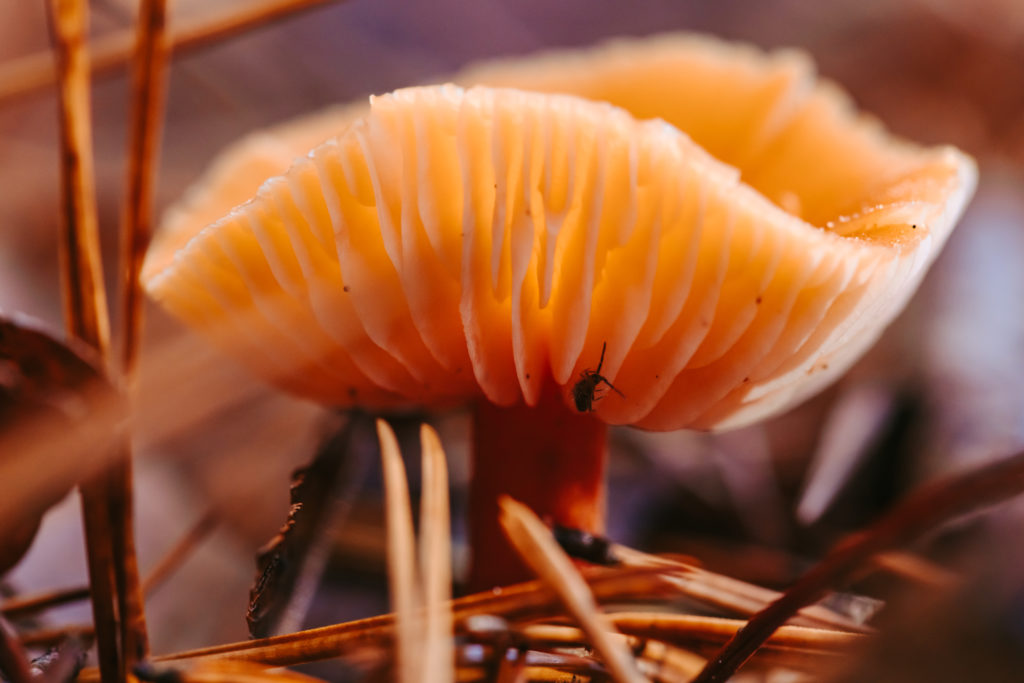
xmin=522 ymin=614 xmax=857 ymax=676
xmin=871 ymin=551 xmax=960 ymax=590
xmin=498 ymin=497 xmax=646 ymax=683
xmin=517 ymin=623 xmax=706 ymax=682
xmin=18 ymin=624 xmax=93 ymax=651
xmin=1 ymin=586 xmax=92 ymax=621
xmin=111 ymin=0 xmax=172 ymax=666
xmin=119 ymin=0 xmax=170 ymax=381
xmin=460 ymin=667 xmax=586 ymax=683
xmin=45 ymin=1 xmax=121 ymax=679
xmin=142 ymin=566 xmax=670 ymax=669
xmin=135 ymin=659 xmax=327 ymax=683
xmin=46 ymin=0 xmax=109 ymax=349
xmin=610 ymin=613 xmax=864 ymax=652
xmin=419 ymin=424 xmax=454 ymax=683
xmin=634 ymin=639 xmax=706 ymax=683
xmin=107 ymin=455 xmax=147 ymax=674
xmin=0 ymin=0 xmax=341 ymax=105
xmin=796 ymin=384 xmax=897 ymax=525
xmin=376 ymin=419 xmax=421 ymax=683
xmin=614 ymin=546 xmax=871 ymax=632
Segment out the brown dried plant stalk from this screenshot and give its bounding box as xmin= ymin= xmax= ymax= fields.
xmin=45 ymin=1 xmax=122 ymax=681
xmin=0 ymin=0 xmax=342 ymax=105
xmin=110 ymin=0 xmax=171 ymax=670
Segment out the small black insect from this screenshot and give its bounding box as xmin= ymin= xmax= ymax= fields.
xmin=571 ymin=341 xmax=624 ymax=412
xmin=552 ymin=524 xmax=621 ymax=566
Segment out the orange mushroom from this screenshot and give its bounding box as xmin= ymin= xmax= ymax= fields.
xmin=143 ymin=35 xmax=976 ymax=588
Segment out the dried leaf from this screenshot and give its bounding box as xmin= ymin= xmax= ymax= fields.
xmin=247 ymin=415 xmax=364 ymax=637
xmin=0 ymin=313 xmax=119 ymax=575
xmin=0 ymin=313 xmax=108 ymax=425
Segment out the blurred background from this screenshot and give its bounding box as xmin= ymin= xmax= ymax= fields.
xmin=1 ymin=0 xmax=1023 ymax=677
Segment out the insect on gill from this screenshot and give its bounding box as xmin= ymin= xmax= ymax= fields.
xmin=571 ymin=342 xmax=625 ymax=412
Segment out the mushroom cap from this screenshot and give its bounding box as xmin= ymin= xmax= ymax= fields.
xmin=143 ymin=35 xmax=976 ymax=431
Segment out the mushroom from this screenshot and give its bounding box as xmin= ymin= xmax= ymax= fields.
xmin=142 ymin=35 xmax=976 ymax=588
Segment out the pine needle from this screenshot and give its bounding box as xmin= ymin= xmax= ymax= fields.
xmin=143 ymin=566 xmax=670 ymax=669
xmin=376 ymin=419 xmax=420 ymax=683
xmin=614 ymin=546 xmax=872 ymax=632
xmin=420 ymin=424 xmax=454 ymax=683
xmin=498 ymin=497 xmax=647 ymax=683
xmin=135 ymin=659 xmax=327 ymax=683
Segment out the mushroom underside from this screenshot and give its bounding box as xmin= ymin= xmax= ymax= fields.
xmin=143 ymin=35 xmax=976 ymax=433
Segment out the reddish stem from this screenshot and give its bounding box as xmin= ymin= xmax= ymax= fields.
xmin=469 ymin=380 xmax=608 ymax=590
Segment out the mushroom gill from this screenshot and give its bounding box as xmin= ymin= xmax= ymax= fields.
xmin=144 ymin=82 xmax=973 ymax=430
xmin=142 ymin=35 xmax=976 ymax=587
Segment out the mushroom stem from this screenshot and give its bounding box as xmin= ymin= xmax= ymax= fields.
xmin=469 ymin=380 xmax=608 ymax=590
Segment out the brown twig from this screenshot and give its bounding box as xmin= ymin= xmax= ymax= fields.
xmin=0 ymin=0 xmax=340 ymax=105
xmin=0 ymin=586 xmax=92 ymax=621
xmin=614 ymin=546 xmax=872 ymax=633
xmin=110 ymin=0 xmax=173 ymax=670
xmin=18 ymin=624 xmax=94 ymax=652
xmin=693 ymin=450 xmax=1024 ymax=683
xmin=0 ymin=615 xmax=33 ymax=683
xmin=76 ymin=477 xmax=121 ymax=683
xmin=106 ymin=457 xmax=145 ymax=680
xmin=45 ymin=2 xmax=120 ymax=681
xmin=46 ymin=0 xmax=110 ymax=350
xmin=119 ymin=0 xmax=169 ymax=382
